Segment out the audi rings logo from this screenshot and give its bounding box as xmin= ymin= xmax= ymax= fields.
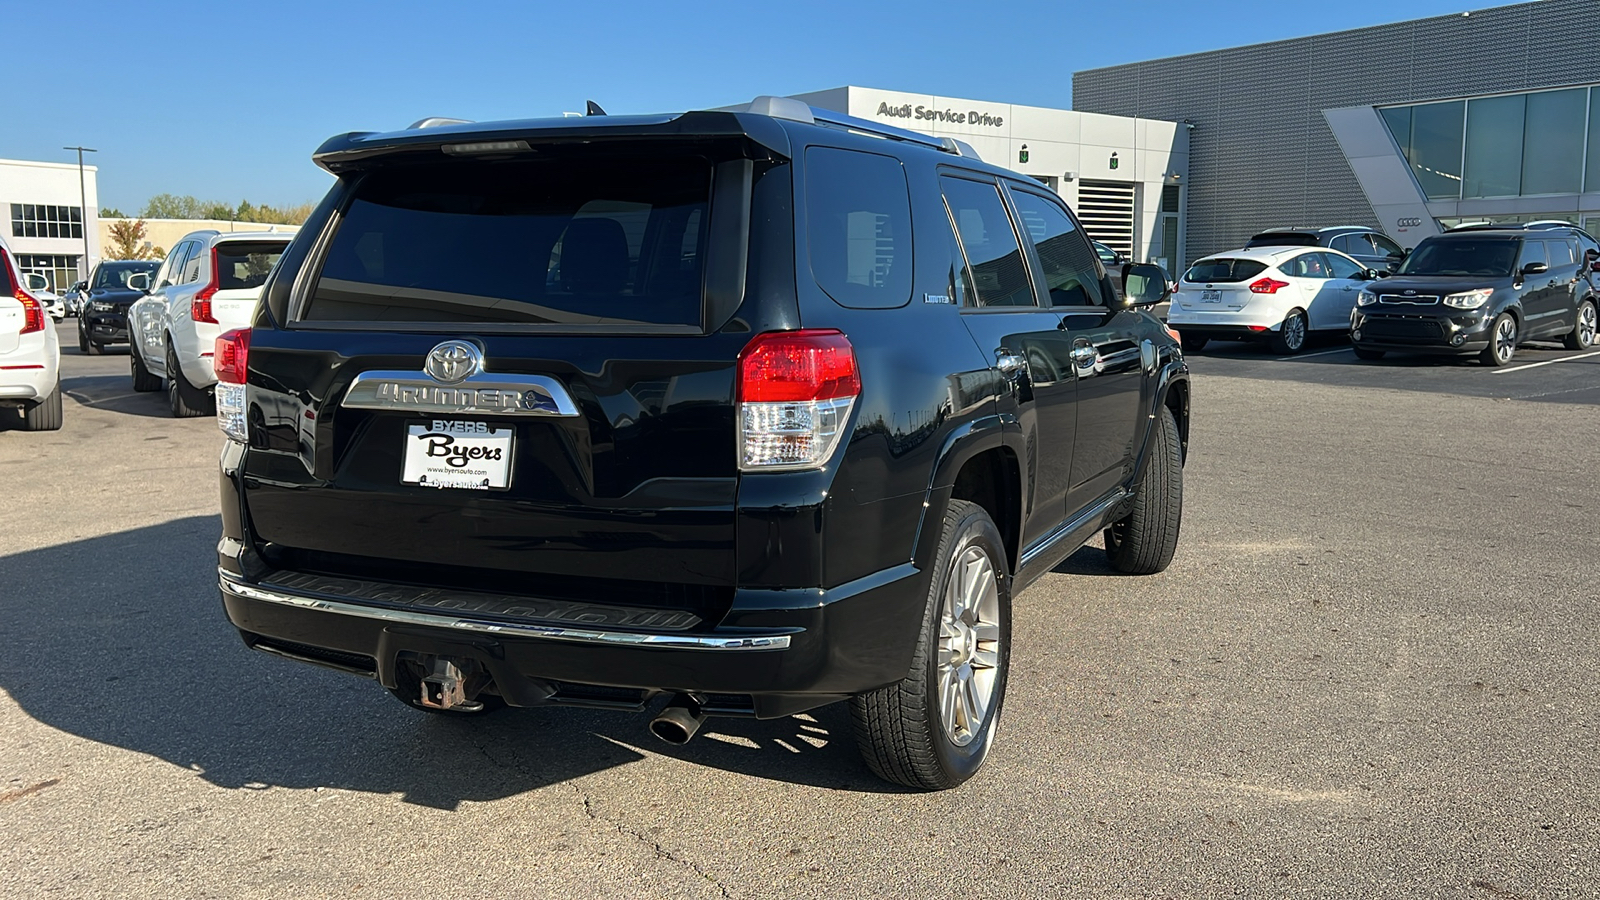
xmin=423 ymin=341 xmax=484 ymax=385
xmin=1396 ymin=217 xmax=1424 ymax=228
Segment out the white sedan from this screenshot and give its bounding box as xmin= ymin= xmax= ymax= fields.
xmin=1 ymin=239 xmax=62 ymax=430
xmin=1167 ymin=246 xmax=1377 ymax=354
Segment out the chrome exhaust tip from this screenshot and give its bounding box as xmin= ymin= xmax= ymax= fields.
xmin=649 ymin=696 xmax=707 ymax=745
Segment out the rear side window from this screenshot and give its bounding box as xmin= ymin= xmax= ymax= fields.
xmin=1546 ymin=239 xmax=1576 ymax=267
xmin=804 ymin=148 xmax=912 ymax=309
xmin=303 ymin=154 xmax=711 ymax=326
xmin=940 ymin=175 xmax=1034 ymax=307
xmin=1246 ymin=232 xmax=1318 ymax=248
xmin=216 ymin=242 xmax=287 ymax=290
xmin=1184 ymin=258 xmax=1268 ymax=283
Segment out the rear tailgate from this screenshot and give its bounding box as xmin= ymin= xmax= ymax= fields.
xmin=1181 ymin=257 xmax=1271 ymax=311
xmin=239 ymin=134 xmax=785 ymax=617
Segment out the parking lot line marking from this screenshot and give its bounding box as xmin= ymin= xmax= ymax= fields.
xmin=1277 ymin=347 xmax=1354 ymax=361
xmin=1489 ymin=349 xmax=1600 ymax=374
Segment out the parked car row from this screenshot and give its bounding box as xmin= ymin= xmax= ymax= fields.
xmin=1170 ymin=221 xmax=1600 ymax=365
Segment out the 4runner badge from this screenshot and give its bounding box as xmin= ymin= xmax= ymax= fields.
xmin=424 ymin=341 xmax=483 ymax=385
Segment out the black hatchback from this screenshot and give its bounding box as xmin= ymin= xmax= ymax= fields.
xmin=1349 ymin=227 xmax=1600 ymax=366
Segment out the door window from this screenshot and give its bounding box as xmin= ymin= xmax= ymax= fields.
xmin=1518 ymin=240 xmax=1548 ymax=269
xmin=179 ymin=242 xmax=206 ymax=284
xmin=940 ymin=175 xmax=1035 ymax=308
xmin=1369 ymin=234 xmax=1405 ymax=258
xmin=1330 ymin=234 xmax=1357 ymax=255
xmin=1323 ymin=253 xmax=1365 ymax=279
xmin=1009 ymin=189 xmax=1105 ymax=307
xmin=160 ymin=243 xmax=194 ymax=288
xmin=1285 ymin=253 xmax=1331 ymax=279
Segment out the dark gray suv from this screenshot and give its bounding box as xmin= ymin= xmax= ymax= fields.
xmin=1246 ymin=226 xmax=1407 ymax=273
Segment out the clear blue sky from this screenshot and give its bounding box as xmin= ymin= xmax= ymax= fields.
xmin=10 ymin=0 xmax=1480 ymax=213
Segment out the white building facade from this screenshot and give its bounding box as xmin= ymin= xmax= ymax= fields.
xmin=0 ymin=158 xmax=100 ymax=292
xmin=791 ymin=87 xmax=1190 ymax=274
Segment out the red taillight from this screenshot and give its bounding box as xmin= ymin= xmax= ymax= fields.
xmin=737 ymin=330 xmax=860 ymax=403
xmin=214 ymin=329 xmax=250 ymax=384
xmin=15 ymin=288 xmax=46 ymax=334
xmin=192 ymin=248 xmax=220 ymax=323
xmin=1249 ymin=277 xmax=1290 ymax=294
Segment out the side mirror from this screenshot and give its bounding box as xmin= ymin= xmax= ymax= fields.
xmin=1586 ymin=248 xmax=1599 ymax=262
xmin=23 ymin=273 xmax=49 ymax=292
xmin=1521 ymin=261 xmax=1550 ymax=276
xmin=126 ymin=272 xmax=151 ymax=292
xmin=1120 ymin=263 xmax=1171 ymax=308
xmin=1362 ymin=269 xmax=1380 ymax=280
xmin=1589 ymin=260 xmax=1600 ymax=273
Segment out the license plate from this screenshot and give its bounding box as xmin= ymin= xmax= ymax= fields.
xmin=402 ymin=419 xmax=513 ymax=490
xmin=1201 ymin=290 xmax=1222 ymax=302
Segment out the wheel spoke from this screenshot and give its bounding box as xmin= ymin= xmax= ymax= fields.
xmin=961 ymin=670 xmax=986 ymax=732
xmin=940 ymin=672 xmax=961 ymax=737
xmin=971 ymin=647 xmax=1000 ymax=670
xmin=973 ymin=622 xmax=1000 ymax=642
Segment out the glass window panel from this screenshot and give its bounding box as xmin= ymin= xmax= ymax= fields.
xmin=1464 ymin=94 xmax=1526 ymax=198
xmin=1410 ymin=101 xmax=1465 ymax=200
xmin=1586 ymin=89 xmax=1600 ymax=193
xmin=1009 ymin=189 xmax=1104 ymax=306
xmin=1521 ymin=89 xmax=1586 ymax=195
xmin=1518 ymin=239 xmax=1546 ymax=269
xmin=1324 ymin=252 xmax=1364 ymax=279
xmin=1380 ymin=106 xmax=1412 ymax=155
xmin=939 ymin=176 xmax=1035 ymax=308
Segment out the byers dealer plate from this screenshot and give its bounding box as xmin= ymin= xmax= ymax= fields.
xmin=402 ymin=420 xmax=513 ymax=490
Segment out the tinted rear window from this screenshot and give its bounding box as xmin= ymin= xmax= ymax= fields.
xmin=215 ymin=242 xmax=287 ymax=290
xmin=1184 ymin=258 xmax=1269 ymax=283
xmin=303 ymin=154 xmax=710 ymax=327
xmin=805 ymin=147 xmax=912 ymax=309
xmin=1246 ymin=232 xmax=1319 ymax=247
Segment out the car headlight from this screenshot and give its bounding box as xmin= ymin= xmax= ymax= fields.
xmin=1356 ymin=290 xmax=1378 ymax=307
xmin=90 ymin=300 xmax=115 ymax=311
xmin=1443 ymin=289 xmax=1493 ymax=309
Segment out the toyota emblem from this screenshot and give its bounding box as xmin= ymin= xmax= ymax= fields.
xmin=423 ymin=341 xmax=483 ymax=385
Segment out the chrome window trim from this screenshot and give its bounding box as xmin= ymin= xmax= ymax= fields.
xmin=218 ymin=572 xmax=792 ymax=651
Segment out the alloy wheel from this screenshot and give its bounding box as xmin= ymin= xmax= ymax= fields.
xmin=1494 ymin=316 xmax=1517 ymax=364
xmin=1581 ymin=304 xmax=1597 ymax=348
xmin=936 ymin=545 xmax=1003 ymax=747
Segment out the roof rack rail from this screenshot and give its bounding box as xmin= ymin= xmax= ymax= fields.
xmin=408 ymin=117 xmax=474 ymax=130
xmin=807 ymin=108 xmax=982 ymax=160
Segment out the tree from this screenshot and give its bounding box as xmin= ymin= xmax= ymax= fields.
xmin=141 ymin=193 xmax=198 ymax=219
xmin=105 ymin=219 xmax=158 ymax=260
xmin=100 ymin=207 xmax=125 ymax=218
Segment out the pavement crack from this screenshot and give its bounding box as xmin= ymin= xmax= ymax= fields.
xmin=0 ymin=778 xmax=60 ymax=803
xmin=577 ymin=788 xmax=734 ymax=899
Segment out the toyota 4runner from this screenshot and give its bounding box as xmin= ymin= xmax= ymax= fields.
xmin=213 ymin=97 xmax=1191 ymax=789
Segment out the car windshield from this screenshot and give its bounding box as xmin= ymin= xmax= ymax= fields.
xmin=1183 ymin=257 xmax=1269 ymax=283
xmin=1397 ymin=239 xmax=1518 ymax=277
xmin=94 ymin=261 xmax=160 ymax=289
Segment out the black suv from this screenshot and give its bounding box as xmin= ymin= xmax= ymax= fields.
xmin=78 ymin=259 xmax=162 ymax=353
xmin=212 ymin=97 xmax=1190 ymax=789
xmin=1350 ymin=226 xmax=1600 ymax=366
xmin=1246 ymin=226 xmax=1407 ymax=273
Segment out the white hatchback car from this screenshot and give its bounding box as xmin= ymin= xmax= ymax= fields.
xmin=1167 ymin=246 xmax=1378 ymax=354
xmin=127 ymin=230 xmax=292 ymax=417
xmin=0 ymin=237 xmax=63 ymax=430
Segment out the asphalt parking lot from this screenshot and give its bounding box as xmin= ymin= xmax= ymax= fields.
xmin=2 ymin=320 xmax=1597 ymax=898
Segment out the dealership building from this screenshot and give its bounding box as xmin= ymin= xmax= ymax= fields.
xmin=0 ymin=158 xmax=100 ymax=292
xmin=1074 ymin=0 xmax=1600 ymax=265
xmin=793 ymin=86 xmax=1191 ymax=275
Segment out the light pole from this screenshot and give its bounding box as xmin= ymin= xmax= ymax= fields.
xmin=63 ymin=146 xmax=96 ymax=284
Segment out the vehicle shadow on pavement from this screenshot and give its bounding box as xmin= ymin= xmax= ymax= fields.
xmin=1049 ymin=543 xmax=1119 ymax=577
xmin=0 ymin=517 xmax=894 ymax=808
xmin=61 ymin=374 xmax=172 ymax=419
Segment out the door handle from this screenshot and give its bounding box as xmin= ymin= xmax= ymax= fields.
xmin=994 ymin=350 xmax=1025 ymax=376
xmin=1070 ymin=345 xmax=1097 ymax=363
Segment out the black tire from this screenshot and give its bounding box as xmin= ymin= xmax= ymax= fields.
xmin=1178 ymin=332 xmax=1209 ymax=352
xmin=166 ymin=345 xmax=215 ymax=418
xmin=85 ymin=338 xmax=102 ymax=356
xmin=1105 ymin=406 xmax=1183 ymax=574
xmin=130 ymin=345 xmax=161 ymax=392
xmin=1480 ymin=312 xmax=1518 ymax=367
xmin=1268 ymin=309 xmax=1309 ymax=354
xmin=77 ymin=326 xmax=88 ymax=353
xmin=1563 ymin=299 xmax=1597 ymax=350
xmin=850 ymin=499 xmax=1011 ymax=790
xmin=21 ymin=380 xmax=63 ymax=431
xmin=1353 ymin=346 xmax=1386 ymax=360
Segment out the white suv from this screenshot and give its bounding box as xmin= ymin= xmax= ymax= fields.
xmin=127 ymin=230 xmax=292 ymax=417
xmin=0 ymin=236 xmax=63 ymax=430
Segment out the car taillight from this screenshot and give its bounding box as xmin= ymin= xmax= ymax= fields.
xmin=15 ymin=287 xmax=46 ymax=334
xmin=192 ymin=248 xmax=219 ymax=323
xmin=1249 ymin=277 xmax=1290 ymax=294
xmin=736 ymin=330 xmax=860 ymax=471
xmin=214 ymin=328 xmax=250 ymax=442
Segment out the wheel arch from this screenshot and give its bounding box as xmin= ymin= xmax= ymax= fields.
xmin=917 ymin=419 xmax=1026 ymax=575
